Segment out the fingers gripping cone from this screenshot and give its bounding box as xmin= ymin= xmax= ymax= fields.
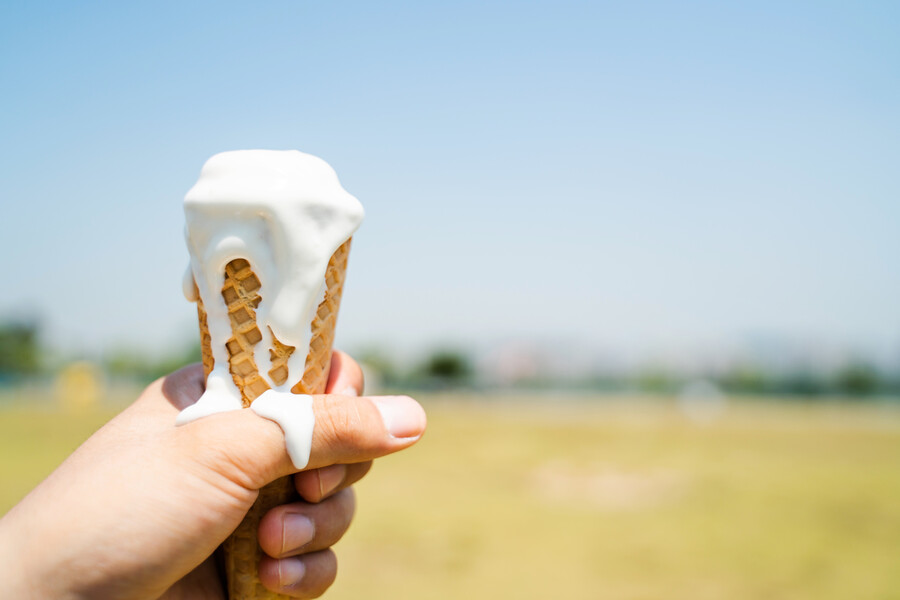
xmin=195 ymin=239 xmax=352 ymax=599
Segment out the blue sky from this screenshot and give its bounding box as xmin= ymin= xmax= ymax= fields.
xmin=2 ymin=1 xmax=898 ymax=368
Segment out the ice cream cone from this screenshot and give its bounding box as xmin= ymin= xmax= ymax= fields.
xmin=195 ymin=238 xmax=352 ymax=599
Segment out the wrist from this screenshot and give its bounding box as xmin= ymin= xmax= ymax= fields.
xmin=0 ymin=509 xmax=68 ymax=600
xmin=0 ymin=512 xmax=36 ymax=598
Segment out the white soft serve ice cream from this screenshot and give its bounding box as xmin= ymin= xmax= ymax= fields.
xmin=176 ymin=150 xmax=364 ymax=469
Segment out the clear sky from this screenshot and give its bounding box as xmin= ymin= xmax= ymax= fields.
xmin=2 ymin=1 xmax=898 ymax=368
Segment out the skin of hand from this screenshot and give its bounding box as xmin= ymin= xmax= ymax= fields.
xmin=0 ymin=351 xmax=426 ymax=600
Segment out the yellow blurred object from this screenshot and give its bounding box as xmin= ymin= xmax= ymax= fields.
xmin=55 ymin=361 xmax=103 ymax=411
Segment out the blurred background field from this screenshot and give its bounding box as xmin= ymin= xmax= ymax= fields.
xmin=2 ymin=389 xmax=899 ymax=600
xmin=342 ymin=397 xmax=900 ymax=600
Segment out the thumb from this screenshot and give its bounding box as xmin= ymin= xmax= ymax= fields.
xmin=176 ymin=394 xmax=426 ymax=490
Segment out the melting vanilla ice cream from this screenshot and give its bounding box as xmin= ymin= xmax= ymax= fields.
xmin=175 ymin=150 xmax=364 ymax=469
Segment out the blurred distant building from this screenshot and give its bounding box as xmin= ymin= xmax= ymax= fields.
xmin=480 ymin=342 xmax=541 ymax=386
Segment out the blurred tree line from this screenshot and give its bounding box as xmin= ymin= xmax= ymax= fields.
xmin=627 ymin=361 xmax=892 ymax=398
xmin=358 ymin=347 xmax=474 ymax=391
xmin=716 ymin=361 xmax=885 ymax=397
xmin=0 ymin=319 xmax=201 ymax=386
xmin=103 ymin=343 xmax=202 ymax=383
xmin=0 ymin=320 xmax=40 ymax=382
xmin=1 ymin=318 xmax=897 ymax=398
xmin=357 ymin=346 xmax=896 ymax=398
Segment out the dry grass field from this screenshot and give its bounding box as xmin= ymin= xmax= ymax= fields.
xmin=2 ymin=392 xmax=899 ymax=599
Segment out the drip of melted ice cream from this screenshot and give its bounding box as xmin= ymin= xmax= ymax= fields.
xmin=175 ymin=150 xmax=363 ymax=469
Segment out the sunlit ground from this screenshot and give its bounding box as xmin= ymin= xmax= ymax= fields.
xmin=2 ymin=391 xmax=899 ymax=599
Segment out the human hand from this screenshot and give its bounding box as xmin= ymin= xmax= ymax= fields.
xmin=0 ymin=351 xmax=426 ymax=600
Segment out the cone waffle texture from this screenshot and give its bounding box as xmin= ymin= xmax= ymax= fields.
xmin=196 ymin=239 xmax=352 ymax=600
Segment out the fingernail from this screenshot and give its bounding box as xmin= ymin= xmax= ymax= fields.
xmin=340 ymin=386 xmax=359 ymax=397
xmin=282 ymin=513 xmax=315 ymax=554
xmin=372 ymin=396 xmax=426 ymax=439
xmin=317 ymin=464 xmax=346 ymax=498
xmin=278 ymin=557 xmax=306 ymax=587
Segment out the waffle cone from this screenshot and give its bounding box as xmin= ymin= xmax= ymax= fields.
xmin=195 ymin=239 xmax=352 ymax=599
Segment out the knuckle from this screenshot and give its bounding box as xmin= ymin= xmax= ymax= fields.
xmin=316 ymin=396 xmax=363 ymax=452
xmin=334 ymin=487 xmax=356 ymax=515
xmin=309 ymin=550 xmax=338 ymax=598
